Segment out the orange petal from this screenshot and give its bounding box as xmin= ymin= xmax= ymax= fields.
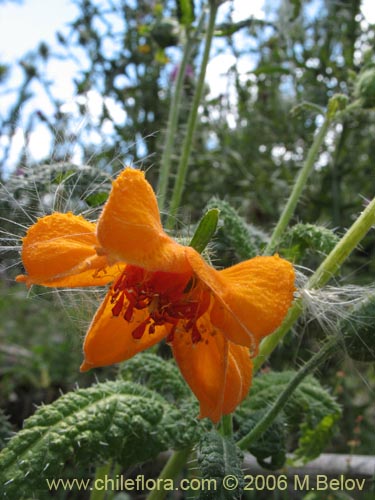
xmin=97 ymin=168 xmax=191 ymax=273
xmin=15 ymin=212 xmax=116 ymax=287
xmin=186 ymin=248 xmax=295 ymax=351
xmin=171 ymin=311 xmax=252 ymax=423
xmin=81 ymin=285 xmax=168 ymax=371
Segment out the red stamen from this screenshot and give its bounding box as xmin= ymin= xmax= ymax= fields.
xmin=111 ymin=292 xmax=125 ymax=316
xmin=132 ymin=318 xmax=150 ymax=339
xmin=191 ymin=324 xmax=202 ymax=344
xmin=124 ymin=302 xmax=134 ymax=321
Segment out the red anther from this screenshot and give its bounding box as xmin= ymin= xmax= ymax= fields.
xmin=111 ymin=292 xmax=125 ymax=316
xmin=132 ymin=318 xmax=150 ymax=339
xmin=191 ymin=324 xmax=202 ymax=344
xmin=166 ymin=324 xmax=177 ymax=343
xmin=124 ymin=302 xmax=134 ymax=321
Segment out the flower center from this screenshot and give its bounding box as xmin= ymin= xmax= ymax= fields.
xmin=110 ymin=265 xmax=210 ymax=344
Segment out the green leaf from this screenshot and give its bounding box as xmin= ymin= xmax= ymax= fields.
xmin=85 ymin=191 xmax=109 ymax=207
xmin=0 ymin=380 xmax=199 ymax=496
xmin=235 ymin=410 xmax=286 ymax=470
xmin=341 ymin=294 xmax=375 ymax=362
xmin=235 ymin=372 xmax=341 ymax=465
xmin=176 ymin=0 xmax=195 ymax=27
xmin=278 ymin=223 xmax=339 ymax=263
xmin=206 ymin=198 xmax=268 ymax=260
xmin=0 ymin=409 xmax=12 ymax=451
xmin=119 ymin=352 xmax=192 ymax=402
xmin=197 ymin=431 xmax=243 ymax=500
xmin=290 ymin=0 xmax=301 ymax=21
xmin=295 ymin=414 xmax=340 ymax=464
xmin=189 ymin=208 xmax=219 ymax=254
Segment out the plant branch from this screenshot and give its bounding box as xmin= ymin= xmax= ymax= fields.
xmin=254 ymin=195 xmax=375 ymax=372
xmin=264 ymin=114 xmax=332 ymax=255
xmin=166 ymin=2 xmax=218 ymax=229
xmin=146 ymin=448 xmax=191 ymax=500
xmin=157 ymin=13 xmax=206 ymax=212
xmin=238 ymin=337 xmax=338 ymax=450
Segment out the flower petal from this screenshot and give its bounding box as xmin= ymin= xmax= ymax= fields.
xmin=15 ymin=212 xmax=116 ymax=287
xmin=97 ymin=168 xmax=190 ymax=273
xmin=171 ymin=311 xmax=252 ymax=423
xmin=80 ymin=285 xmax=168 ymax=371
xmin=186 ymin=248 xmax=295 ymax=351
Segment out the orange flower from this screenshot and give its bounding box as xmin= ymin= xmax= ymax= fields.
xmin=16 ymin=168 xmax=295 ymax=422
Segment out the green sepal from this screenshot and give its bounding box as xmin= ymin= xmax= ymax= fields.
xmin=197 ymin=430 xmax=243 ymax=500
xmin=189 ymin=208 xmax=219 ymax=254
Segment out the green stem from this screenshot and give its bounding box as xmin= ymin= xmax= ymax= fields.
xmin=146 ymin=448 xmax=191 ymax=500
xmin=264 ymin=115 xmax=332 ymax=255
xmin=238 ymin=337 xmax=337 ymax=450
xmin=157 ymin=13 xmax=206 ymax=212
xmin=307 ymin=195 xmax=375 ymax=289
xmin=253 ymin=195 xmax=375 ymax=372
xmin=166 ymin=3 xmax=218 ymax=229
xmin=220 ymin=414 xmax=233 ymax=438
xmin=90 ymin=462 xmax=112 ymax=500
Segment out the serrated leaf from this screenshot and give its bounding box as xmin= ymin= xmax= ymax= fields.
xmin=0 ymin=410 xmax=12 ymax=451
xmin=235 ymin=410 xmax=286 ymax=470
xmin=294 ymin=414 xmax=340 ymax=464
xmin=341 ymin=294 xmax=375 ymax=362
xmin=119 ymin=352 xmax=192 ymax=402
xmin=0 ymin=380 xmax=199 ymax=497
xmin=197 ymin=431 xmax=243 ymax=500
xmin=278 ymin=223 xmax=339 ymax=262
xmin=235 ymin=372 xmax=341 ymax=466
xmin=206 ymin=198 xmax=268 ymax=259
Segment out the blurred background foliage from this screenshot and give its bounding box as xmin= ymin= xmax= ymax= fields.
xmin=0 ymin=0 xmax=375 ymax=491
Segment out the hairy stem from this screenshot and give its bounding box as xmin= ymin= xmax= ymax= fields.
xmin=264 ymin=115 xmax=331 ymax=255
xmin=146 ymin=448 xmax=191 ymax=500
xmin=254 ymin=195 xmax=375 ymax=372
xmin=220 ymin=414 xmax=233 ymax=438
xmin=157 ymin=13 xmax=206 ymax=212
xmin=238 ymin=337 xmax=337 ymax=450
xmin=90 ymin=462 xmax=112 ymax=500
xmin=166 ymin=3 xmax=218 ymax=229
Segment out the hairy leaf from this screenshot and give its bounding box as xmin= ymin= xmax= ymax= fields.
xmin=235 ymin=410 xmax=286 ymax=470
xmin=0 ymin=410 xmax=12 ymax=451
xmin=206 ymin=198 xmax=268 ymax=260
xmin=235 ymin=372 xmax=341 ymax=465
xmin=341 ymin=294 xmax=375 ymax=362
xmin=119 ymin=352 xmax=192 ymax=403
xmin=197 ymin=431 xmax=243 ymax=500
xmin=295 ymin=414 xmax=340 ymax=464
xmin=0 ymin=380 xmax=199 ymax=497
xmin=278 ymin=223 xmax=339 ymax=263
